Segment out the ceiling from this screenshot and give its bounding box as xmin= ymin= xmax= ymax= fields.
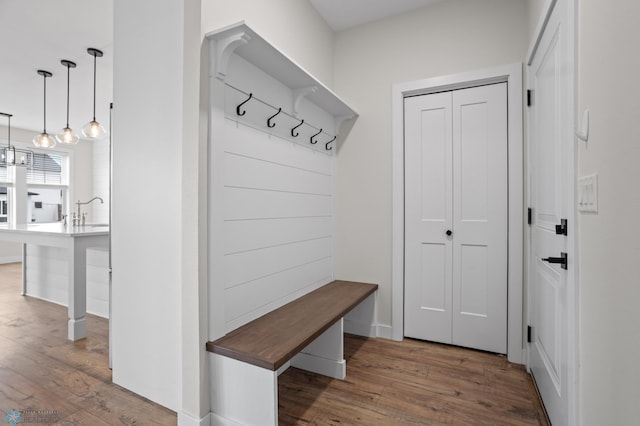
xmin=309 ymin=0 xmax=445 ymax=32
xmin=0 ymin=0 xmax=113 ymax=135
xmin=0 ymin=0 xmax=440 ymax=135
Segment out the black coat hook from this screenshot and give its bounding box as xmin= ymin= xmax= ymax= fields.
xmin=310 ymin=128 xmax=322 ymax=144
xmin=291 ymin=119 xmax=304 ymax=137
xmin=267 ymin=107 xmax=282 ymax=128
xmin=325 ymin=135 xmax=337 ymax=151
xmin=236 ymin=93 xmax=252 ymax=116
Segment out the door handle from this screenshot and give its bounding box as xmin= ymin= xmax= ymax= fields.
xmin=542 ymin=252 xmax=567 ymax=270
xmin=446 ymin=230 xmax=453 ymax=236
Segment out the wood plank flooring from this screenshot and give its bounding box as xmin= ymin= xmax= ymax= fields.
xmin=0 ymin=262 xmax=176 ymax=425
xmin=278 ymin=335 xmax=549 ymax=425
xmin=0 ymin=262 xmax=547 ymax=425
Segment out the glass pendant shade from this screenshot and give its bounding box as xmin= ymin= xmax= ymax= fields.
xmin=56 ymin=60 xmax=79 ymax=145
xmin=56 ymin=127 xmax=79 ymax=144
xmin=33 ymin=132 xmax=57 ymax=148
xmin=83 ymin=48 xmax=107 ymax=140
xmin=81 ymin=120 xmax=106 ymax=140
xmin=33 ymin=70 xmax=56 ymax=148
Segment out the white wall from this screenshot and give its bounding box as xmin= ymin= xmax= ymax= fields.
xmin=527 ymin=0 xmax=547 ymax=41
xmin=578 ymin=0 xmax=640 ymax=424
xmin=111 ymin=0 xmax=333 ymax=420
xmin=201 ymin=0 xmax=334 ymax=87
xmin=71 ymin=138 xmax=94 ymax=216
xmin=112 ymin=0 xmax=190 ymax=412
xmin=333 ymin=0 xmax=529 ymax=328
xmin=91 ymin=137 xmax=109 ymax=224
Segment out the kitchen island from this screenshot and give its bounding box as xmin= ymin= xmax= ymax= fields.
xmin=0 ymin=223 xmax=109 ymax=340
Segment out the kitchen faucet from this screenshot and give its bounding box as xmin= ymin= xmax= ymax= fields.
xmin=75 ymin=197 xmax=104 ymax=225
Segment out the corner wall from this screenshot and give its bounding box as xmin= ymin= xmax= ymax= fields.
xmin=112 ymin=0 xmax=190 ymax=411
xmin=333 ymin=0 xmax=529 ymax=329
xmin=578 ymin=1 xmax=640 ymax=424
xmin=111 ymin=0 xmax=334 ymax=418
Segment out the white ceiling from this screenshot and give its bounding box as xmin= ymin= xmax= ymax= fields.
xmin=0 ymin=0 xmax=440 ymax=135
xmin=309 ymin=0 xmax=445 ymax=32
xmin=0 ymin=0 xmax=113 ymax=135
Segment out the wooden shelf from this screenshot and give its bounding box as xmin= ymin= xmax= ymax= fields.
xmin=205 ymin=22 xmax=357 ymax=121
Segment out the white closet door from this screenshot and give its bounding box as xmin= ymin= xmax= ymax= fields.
xmin=404 ymin=83 xmax=507 ymax=353
xmin=451 ymin=84 xmax=507 ymax=354
xmin=404 ymin=91 xmax=454 ymax=344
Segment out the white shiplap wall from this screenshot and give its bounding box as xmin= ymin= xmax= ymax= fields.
xmin=222 ymin=123 xmax=334 ymax=331
xmin=211 ymin=52 xmax=338 ymax=334
xmin=25 ymin=245 xmax=110 ymax=318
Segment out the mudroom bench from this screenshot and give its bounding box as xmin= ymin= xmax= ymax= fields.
xmin=206 ymin=280 xmax=377 ymax=425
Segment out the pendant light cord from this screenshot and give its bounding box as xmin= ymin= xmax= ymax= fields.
xmin=92 ymin=53 xmax=97 ymax=121
xmin=43 ymin=74 xmax=47 ymax=133
xmin=66 ymin=64 xmax=71 ymax=128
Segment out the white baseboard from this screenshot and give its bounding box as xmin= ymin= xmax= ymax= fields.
xmin=178 ymin=411 xmax=212 ymax=426
xmin=344 ymin=318 xmax=376 ymax=337
xmin=0 ymin=256 xmax=21 ymax=264
xmin=210 ymin=412 xmax=245 ymax=426
xmin=291 ymin=352 xmax=346 ymax=380
xmin=343 ymin=321 xmax=393 ymax=340
xmin=376 ymin=324 xmax=393 ymax=340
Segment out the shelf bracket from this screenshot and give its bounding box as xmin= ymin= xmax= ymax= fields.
xmin=335 ymin=115 xmax=355 ymax=133
xmin=215 ymin=31 xmax=251 ymax=81
xmin=293 ymin=86 xmax=318 ymax=116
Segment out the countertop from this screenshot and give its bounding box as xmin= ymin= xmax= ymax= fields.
xmin=0 ymin=222 xmax=109 ymax=237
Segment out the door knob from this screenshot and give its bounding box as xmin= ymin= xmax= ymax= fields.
xmin=541 ymin=252 xmax=567 ymax=270
xmin=446 ymin=230 xmax=453 ymax=236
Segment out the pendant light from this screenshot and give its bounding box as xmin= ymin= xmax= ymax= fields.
xmin=1 ymin=112 xmax=16 ymax=165
xmin=33 ymin=70 xmax=56 ymax=148
xmin=81 ymin=48 xmax=107 ymax=140
xmin=55 ymin=60 xmax=79 ymax=145
xmin=1 ymin=113 xmax=32 ymax=167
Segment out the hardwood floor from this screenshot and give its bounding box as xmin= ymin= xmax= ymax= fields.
xmin=0 ymin=262 xmax=547 ymax=425
xmin=0 ymin=262 xmax=176 ymax=425
xmin=278 ymin=336 xmax=549 ymax=425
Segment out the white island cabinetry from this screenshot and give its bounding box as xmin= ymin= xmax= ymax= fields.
xmin=0 ymin=223 xmax=109 ymax=340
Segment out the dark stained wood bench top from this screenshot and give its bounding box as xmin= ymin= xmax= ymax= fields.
xmin=206 ymin=280 xmax=377 ymax=371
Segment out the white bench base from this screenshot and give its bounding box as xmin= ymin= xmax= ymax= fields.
xmin=210 ymin=320 xmax=346 ymax=426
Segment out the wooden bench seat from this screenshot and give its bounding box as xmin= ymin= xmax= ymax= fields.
xmin=207 ymin=280 xmax=377 ymax=425
xmin=206 ymin=280 xmax=377 ymax=371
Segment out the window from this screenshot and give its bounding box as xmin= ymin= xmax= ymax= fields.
xmin=0 ymin=161 xmax=7 ymax=182
xmin=0 ymin=151 xmax=68 ymax=224
xmin=0 ymin=198 xmax=7 ymax=223
xmin=28 ymin=152 xmax=64 ymax=185
xmin=28 ymin=152 xmax=67 ymax=223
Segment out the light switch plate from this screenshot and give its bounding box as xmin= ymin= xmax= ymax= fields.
xmin=578 ymin=173 xmax=598 ymax=213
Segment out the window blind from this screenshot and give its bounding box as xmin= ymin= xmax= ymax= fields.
xmin=28 ymin=152 xmax=63 ymax=184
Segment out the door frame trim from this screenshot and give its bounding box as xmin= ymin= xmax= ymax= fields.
xmin=391 ymin=63 xmax=524 ymax=363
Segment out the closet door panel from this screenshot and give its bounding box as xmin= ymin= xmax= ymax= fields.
xmin=404 ymin=92 xmax=453 ymax=344
xmin=452 ymin=83 xmax=508 ymax=354
xmin=404 ymin=83 xmax=508 ymax=354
